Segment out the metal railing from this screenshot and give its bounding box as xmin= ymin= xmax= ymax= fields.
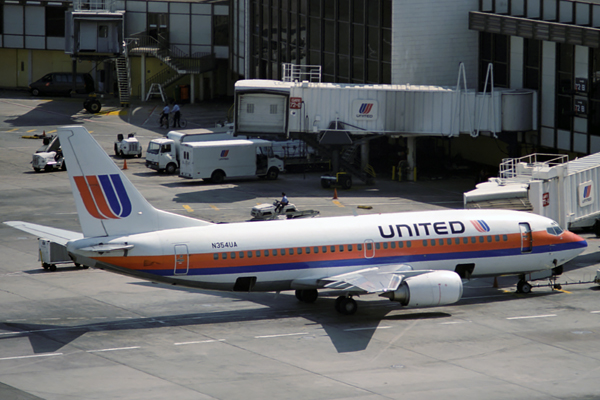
xmin=282 ymin=63 xmax=322 ymax=82
xmin=499 ymin=153 xmax=569 ymax=179
xmin=73 ymin=0 xmax=121 ymax=12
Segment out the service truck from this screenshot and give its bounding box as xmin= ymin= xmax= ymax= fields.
xmin=179 ymin=139 xmax=284 ymax=183
xmin=145 ymin=128 xmax=238 ymax=174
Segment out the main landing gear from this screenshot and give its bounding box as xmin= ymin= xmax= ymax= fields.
xmin=295 ymin=289 xmax=358 ymax=315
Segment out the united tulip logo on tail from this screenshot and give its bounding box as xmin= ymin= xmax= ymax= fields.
xmin=74 ymin=174 xmax=132 ymax=219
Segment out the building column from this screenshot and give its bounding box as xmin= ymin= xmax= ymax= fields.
xmin=190 ymin=74 xmax=195 ymax=104
xmin=141 ymin=53 xmax=146 ymax=101
xmin=406 ymin=136 xmax=417 ymax=181
xmin=360 ymin=141 xmax=369 ymax=175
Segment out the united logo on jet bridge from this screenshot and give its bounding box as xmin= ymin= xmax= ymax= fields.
xmin=352 ymin=99 xmax=378 ymax=120
xmin=74 ymin=174 xmax=132 ymax=219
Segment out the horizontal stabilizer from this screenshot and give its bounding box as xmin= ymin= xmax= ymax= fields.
xmin=3 ymin=221 xmax=83 ymax=245
xmin=78 ymin=243 xmax=134 ymax=253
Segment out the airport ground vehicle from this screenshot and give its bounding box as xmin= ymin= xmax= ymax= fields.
xmin=29 ymin=72 xmax=94 ymax=96
xmin=251 ymin=200 xmax=320 ymax=220
xmin=179 ymin=139 xmax=284 ymax=183
xmin=114 ymin=133 xmax=142 ymax=158
xmin=321 ymin=172 xmax=352 ymax=189
xmin=145 ymin=128 xmax=237 ymax=174
xmin=32 ymin=136 xmax=65 ymax=172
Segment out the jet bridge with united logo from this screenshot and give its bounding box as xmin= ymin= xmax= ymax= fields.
xmin=234 ymin=64 xmax=537 ymax=183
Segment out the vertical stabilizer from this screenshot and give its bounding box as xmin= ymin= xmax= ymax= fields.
xmin=59 ymin=126 xmax=210 ymax=238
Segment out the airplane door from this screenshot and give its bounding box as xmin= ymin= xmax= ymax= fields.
xmin=519 ymin=223 xmax=532 ymax=253
xmin=174 ymin=244 xmax=189 ymax=275
xmin=364 ymin=239 xmax=375 ymax=258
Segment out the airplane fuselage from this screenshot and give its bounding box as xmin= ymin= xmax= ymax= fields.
xmin=67 ymin=209 xmax=587 ymax=292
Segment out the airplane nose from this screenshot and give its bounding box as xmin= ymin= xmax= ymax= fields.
xmin=566 ymin=231 xmax=587 ymax=251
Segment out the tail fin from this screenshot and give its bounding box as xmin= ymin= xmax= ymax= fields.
xmin=59 ymin=126 xmax=211 ymax=238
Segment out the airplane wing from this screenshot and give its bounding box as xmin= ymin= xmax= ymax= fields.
xmin=3 ymin=221 xmax=83 ymax=245
xmin=318 ymin=264 xmax=431 ymax=294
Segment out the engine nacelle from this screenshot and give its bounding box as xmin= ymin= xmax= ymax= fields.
xmin=381 ymin=270 xmax=463 ymax=307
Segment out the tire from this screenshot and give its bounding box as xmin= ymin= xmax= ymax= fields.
xmin=266 ymin=167 xmax=279 ymax=180
xmin=211 ymin=170 xmax=225 ymax=184
xmin=89 ymin=100 xmax=101 ymax=113
xmin=165 ymin=163 xmax=177 ymax=175
xmin=49 ymin=264 xmax=57 ymax=272
xmin=32 ymin=88 xmax=40 ymax=96
xmin=299 ymin=289 xmax=318 ymax=303
xmin=33 ymin=167 xmax=41 ymax=173
xmin=338 ymin=297 xmax=357 ymax=315
xmin=137 ymin=151 xmax=142 ymax=158
xmin=341 ymin=175 xmax=352 ymax=190
xmin=44 ymin=165 xmax=53 ymax=172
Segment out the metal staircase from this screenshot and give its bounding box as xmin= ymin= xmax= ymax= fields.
xmin=293 ymin=131 xmax=377 ymax=184
xmin=115 ymin=55 xmax=131 ymax=106
xmin=126 ymin=33 xmax=216 ymax=100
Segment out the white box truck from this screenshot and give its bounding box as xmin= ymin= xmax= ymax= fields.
xmin=179 ymin=139 xmax=284 ymax=183
xmin=145 ymin=128 xmax=239 ymax=174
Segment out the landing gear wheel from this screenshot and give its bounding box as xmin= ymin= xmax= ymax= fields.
xmin=517 ymin=279 xmax=532 ymax=294
xmin=335 ymin=296 xmax=357 ymax=315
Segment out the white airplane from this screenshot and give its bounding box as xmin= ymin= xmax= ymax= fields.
xmin=5 ymin=126 xmax=588 ymax=315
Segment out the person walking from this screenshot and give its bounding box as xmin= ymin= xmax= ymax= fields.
xmin=171 ymin=102 xmax=181 ymax=128
xmin=159 ymin=103 xmax=170 ymax=128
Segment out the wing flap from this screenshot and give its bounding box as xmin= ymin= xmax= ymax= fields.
xmin=4 ymin=221 xmax=83 ymax=245
xmin=78 ymin=243 xmax=134 ymax=253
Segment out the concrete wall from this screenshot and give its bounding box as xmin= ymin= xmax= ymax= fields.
xmin=391 ymin=0 xmax=479 ymax=88
xmin=0 ymin=49 xmax=83 ymax=88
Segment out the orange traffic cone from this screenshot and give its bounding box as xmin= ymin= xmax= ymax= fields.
xmin=333 ymin=188 xmax=338 ymax=199
xmin=42 ymin=130 xmax=46 ymax=137
xmin=122 ymin=159 xmax=128 ymax=170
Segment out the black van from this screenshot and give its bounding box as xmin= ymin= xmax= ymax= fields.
xmin=29 ymin=73 xmax=95 ymax=96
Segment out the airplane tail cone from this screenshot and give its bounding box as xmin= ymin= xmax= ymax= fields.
xmin=333 ymin=188 xmax=338 ymax=200
xmin=122 ymin=159 xmax=128 ymax=170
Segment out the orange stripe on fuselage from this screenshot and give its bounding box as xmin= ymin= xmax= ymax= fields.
xmin=74 ymin=176 xmax=105 ymax=220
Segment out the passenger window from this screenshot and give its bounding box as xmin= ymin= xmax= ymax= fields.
xmin=290 ymin=248 xmax=295 ymax=255
xmin=454 ymin=238 xmax=460 ymax=245
xmin=487 ymin=236 xmax=492 ymax=242
xmin=365 ymin=243 xmax=371 ymax=250
xmin=383 ymin=242 xmax=388 ymax=249
xmin=495 ymin=235 xmax=500 ymax=242
xmin=471 ymin=237 xmax=476 ymax=244
xmin=503 ymin=235 xmax=508 ymax=241
xmin=306 ymin=247 xmax=311 ymax=254
xmin=281 ymin=249 xmax=286 ymax=256
xmin=247 ymin=251 xmax=253 ymax=258
xmin=357 ymin=244 xmax=363 ymax=251
xmin=447 ymin=238 xmax=452 ymax=245
xmin=322 ymin=246 xmax=327 ymax=253
xmin=264 ymin=250 xmax=269 ymax=256
xmin=423 ymin=240 xmax=428 ymax=247
xmin=230 ymin=252 xmax=236 ymax=259
xmin=221 ymin=253 xmax=227 ymax=260
xmin=298 ymin=248 xmax=303 ymax=254
xmin=239 ymin=252 xmax=244 ymax=258
xmin=330 ymin=246 xmax=335 ymax=252
xmin=375 ymin=243 xmax=381 ymax=250
xmin=348 ymin=244 xmax=353 ymax=251
xmin=213 ymin=253 xmax=218 ymax=260
xmin=398 ymin=241 xmax=404 ymax=248
xmin=439 ymin=239 xmax=444 ymax=245
xmin=463 ymin=237 xmax=468 ymax=244
xmin=314 ymin=247 xmax=319 ymax=253
xmin=339 ymin=245 xmax=344 ymax=252
xmin=256 ymin=250 xmax=261 ymax=257
xmin=273 ymin=249 xmax=278 ymax=256
xmin=479 ymin=236 xmax=484 ymax=243
xmin=407 ymin=241 xmax=412 ymax=248
xmin=430 ymin=239 xmax=436 ymax=246
xmin=390 ymin=242 xmax=395 ymax=249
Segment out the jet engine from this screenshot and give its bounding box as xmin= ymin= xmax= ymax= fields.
xmin=380 ymin=270 xmax=463 ymax=307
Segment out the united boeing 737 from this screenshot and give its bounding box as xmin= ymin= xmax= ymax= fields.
xmin=5 ymin=126 xmax=587 ymax=314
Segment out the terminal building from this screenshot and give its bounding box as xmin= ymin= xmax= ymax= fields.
xmin=2 ymin=0 xmax=600 ymax=178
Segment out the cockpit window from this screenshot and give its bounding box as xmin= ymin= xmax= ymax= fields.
xmin=546 ymin=223 xmax=564 ymax=236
